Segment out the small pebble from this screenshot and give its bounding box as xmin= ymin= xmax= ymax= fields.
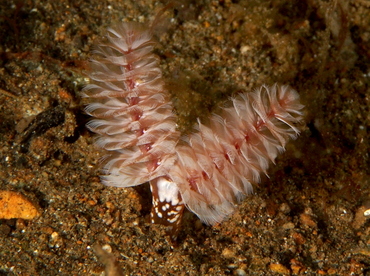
xmin=269 ymin=263 xmax=290 ymax=274
xmin=279 ymin=203 xmax=291 ymax=214
xmin=102 ymin=244 xmax=112 ymax=253
xmin=222 ymin=248 xmax=235 ymax=259
xmin=235 ymin=268 xmax=247 ymax=276
xmin=282 ymin=222 xmax=295 ymax=230
xmin=300 ymin=213 xmax=317 ymax=228
xmin=51 ymin=232 xmax=59 ymax=240
xmin=0 ymin=190 xmax=40 ymax=220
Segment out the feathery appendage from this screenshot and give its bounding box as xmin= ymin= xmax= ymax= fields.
xmin=83 ymin=22 xmax=185 ymax=235
xmin=82 ymin=22 xmax=180 ymax=188
xmin=168 ymin=84 xmax=304 ymax=225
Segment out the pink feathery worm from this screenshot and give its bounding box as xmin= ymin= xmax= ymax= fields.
xmin=82 ymin=22 xmax=184 ymax=233
xmin=83 ymin=21 xmax=304 ymax=236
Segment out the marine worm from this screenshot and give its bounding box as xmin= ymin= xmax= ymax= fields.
xmin=83 ymin=21 xmax=304 ymax=235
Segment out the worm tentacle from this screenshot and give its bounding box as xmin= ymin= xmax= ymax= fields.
xmin=83 ymin=22 xmax=180 ymax=188
xmin=169 ymin=84 xmax=304 ymax=225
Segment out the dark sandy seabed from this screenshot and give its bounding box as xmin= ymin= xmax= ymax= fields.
xmin=0 ymin=0 xmax=369 ymax=275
